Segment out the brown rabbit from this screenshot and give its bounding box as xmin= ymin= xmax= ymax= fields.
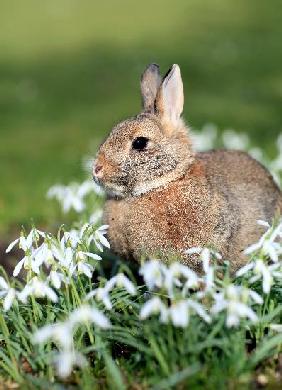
xmin=93 ymin=63 xmax=282 ymax=271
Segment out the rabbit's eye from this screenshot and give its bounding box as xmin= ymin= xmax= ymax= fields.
xmin=132 ymin=137 xmax=149 ymax=151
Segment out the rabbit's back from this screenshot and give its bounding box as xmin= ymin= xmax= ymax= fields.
xmin=104 ymin=149 xmax=281 ymax=271
xmin=196 ymin=149 xmax=281 ymax=268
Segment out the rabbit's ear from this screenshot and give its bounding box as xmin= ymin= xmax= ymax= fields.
xmin=156 ymin=64 xmax=184 ymax=127
xmin=140 ymin=63 xmax=162 ymax=113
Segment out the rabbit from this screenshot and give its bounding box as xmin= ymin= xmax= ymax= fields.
xmin=93 ymin=63 xmax=282 ymax=272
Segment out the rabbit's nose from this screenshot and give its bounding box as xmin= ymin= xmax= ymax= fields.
xmin=93 ymin=164 xmax=103 ymax=178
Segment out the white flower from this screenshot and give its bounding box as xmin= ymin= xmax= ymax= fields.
xmin=54 ymin=350 xmax=87 ymax=378
xmin=163 ymin=263 xmax=199 ymax=297
xmin=140 ymin=296 xmax=168 ymax=322
xmin=85 ymin=273 xmax=136 ymax=310
xmin=85 ymin=287 xmax=113 ymax=310
xmin=92 ymin=225 xmax=110 ymax=251
xmin=47 ymin=183 xmax=85 ymax=213
xmin=52 ymin=241 xmax=74 ymax=269
xmin=169 ymin=300 xmax=189 ymax=327
xmin=222 ymin=129 xmax=249 ymax=150
xmin=211 ymin=285 xmax=261 ymax=327
xmin=69 ymin=305 xmax=111 ymax=329
xmin=244 ymin=220 xmax=282 ymax=263
xmin=186 ymin=247 xmax=220 ymax=292
xmin=18 ymin=277 xmax=58 ymax=303
xmin=33 ymin=322 xmax=73 ymax=349
xmin=13 ymin=252 xmax=43 ymax=277
xmin=236 ymin=259 xmax=280 ymax=294
xmin=106 ymin=273 xmax=136 ymax=295
xmin=0 ymin=276 xmax=17 ymax=311
xmin=49 ymin=270 xmax=68 ymax=289
xmin=191 ymin=124 xmax=218 ymax=152
xmin=6 ymin=228 xmax=45 ymax=254
xmin=139 ymin=260 xmax=165 ymax=290
xmin=269 ymin=324 xmax=282 ymax=332
xmin=89 ymin=209 xmax=103 ymax=225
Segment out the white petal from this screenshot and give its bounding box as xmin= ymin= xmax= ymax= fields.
xmin=3 ymin=288 xmax=16 ymax=311
xmin=13 ymin=257 xmax=26 ymax=277
xmin=185 ymin=247 xmax=202 ymax=255
xmin=257 ymin=220 xmax=270 ymax=228
xmin=44 ymin=286 xmax=58 ymax=302
xmin=96 ymin=232 xmax=110 ymax=249
xmin=269 ymin=324 xmax=282 ymax=332
xmin=170 ymin=300 xmax=189 ymax=327
xmin=81 ymin=252 xmax=102 ymax=261
xmin=249 ymin=290 xmax=263 ymax=305
xmin=50 ymin=271 xmax=62 ymax=289
xmin=18 ymin=285 xmax=33 ymax=303
xmin=33 ymin=324 xmax=55 ymax=344
xmin=244 ymin=241 xmax=263 ymax=255
xmin=116 ymin=273 xmax=136 ymax=295
xmin=78 ymin=263 xmax=93 ymax=278
xmin=6 ymin=238 xmax=19 ymax=253
xmin=236 ymin=262 xmax=254 ymax=277
xmin=0 ymin=276 xmax=8 ymax=290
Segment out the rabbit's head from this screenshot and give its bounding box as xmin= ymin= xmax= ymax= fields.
xmin=93 ymin=64 xmax=194 ymax=198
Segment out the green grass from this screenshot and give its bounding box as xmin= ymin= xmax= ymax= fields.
xmin=0 ymin=217 xmax=281 ymax=389
xmin=0 ymin=0 xmax=282 ymax=235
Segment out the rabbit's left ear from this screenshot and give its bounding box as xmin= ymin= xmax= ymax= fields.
xmin=156 ymin=64 xmax=184 ymax=127
xmin=140 ymin=63 xmax=162 ymax=113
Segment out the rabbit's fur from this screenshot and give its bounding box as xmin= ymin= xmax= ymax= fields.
xmin=93 ymin=64 xmax=281 ymax=271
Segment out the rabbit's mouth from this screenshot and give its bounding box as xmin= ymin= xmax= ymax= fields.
xmin=93 ymin=175 xmax=128 ymax=198
xmin=103 ymin=182 xmax=128 ymax=198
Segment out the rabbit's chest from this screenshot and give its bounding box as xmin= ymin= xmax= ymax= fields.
xmin=104 ymin=180 xmax=216 ymax=259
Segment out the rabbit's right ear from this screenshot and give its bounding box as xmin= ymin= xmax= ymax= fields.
xmin=155 ymin=64 xmax=184 ymax=128
xmin=140 ymin=63 xmax=162 ymax=113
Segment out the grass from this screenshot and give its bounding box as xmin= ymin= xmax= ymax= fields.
xmin=0 ymin=209 xmax=281 ymax=389
xmin=1 ymin=0 xmax=282 ymax=235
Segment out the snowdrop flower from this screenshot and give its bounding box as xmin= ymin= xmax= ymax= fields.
xmin=269 ymin=324 xmax=282 ymax=332
xmin=140 ymin=296 xmax=168 ymax=322
xmin=52 ymin=240 xmax=74 ymax=269
xmin=89 ymin=209 xmax=103 ymax=225
xmin=33 ymin=322 xmax=73 ymax=350
xmin=85 ymin=286 xmax=113 ymax=310
xmin=92 ymin=225 xmax=110 ymax=251
xmin=13 ymin=251 xmax=44 ymax=277
xmin=75 ymin=251 xmax=101 ymax=278
xmin=6 ymin=228 xmax=45 ymax=254
xmin=222 ymin=129 xmax=250 ymax=150
xmin=54 ymin=350 xmax=87 ymax=378
xmin=48 ymin=269 xmax=68 ymax=289
xmin=106 ymin=273 xmax=136 ymax=295
xmin=64 ymin=229 xmax=82 ymax=248
xmin=236 ymin=259 xmax=281 ymax=293
xmin=86 ymin=273 xmax=136 ymax=309
xmin=139 ymin=260 xmax=166 ymax=290
xmin=244 ymin=220 xmax=282 ymax=262
xmin=47 ymin=183 xmax=85 ymax=213
xmin=18 ymin=277 xmax=58 ymax=303
xmin=0 ymin=277 xmax=17 ymax=311
xmin=186 ymin=247 xmax=220 ymax=292
xmin=168 ymin=299 xmax=211 ymax=327
xmin=191 ymin=124 xmax=218 ymax=152
xmin=68 ymin=305 xmax=111 ymax=328
xmin=211 ymin=285 xmax=260 ymax=327
xmin=163 ymin=263 xmax=199 ymax=297
xmin=169 ymin=300 xmax=189 ymax=327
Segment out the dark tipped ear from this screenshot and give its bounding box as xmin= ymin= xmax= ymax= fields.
xmin=140 ymin=63 xmax=162 ymax=113
xmin=156 ymin=64 xmax=184 ymax=126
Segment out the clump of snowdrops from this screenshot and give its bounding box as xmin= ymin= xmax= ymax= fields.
xmin=0 ymin=126 xmax=282 ymax=388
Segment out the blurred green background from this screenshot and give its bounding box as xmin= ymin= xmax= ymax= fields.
xmin=0 ymin=0 xmax=281 ymax=236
